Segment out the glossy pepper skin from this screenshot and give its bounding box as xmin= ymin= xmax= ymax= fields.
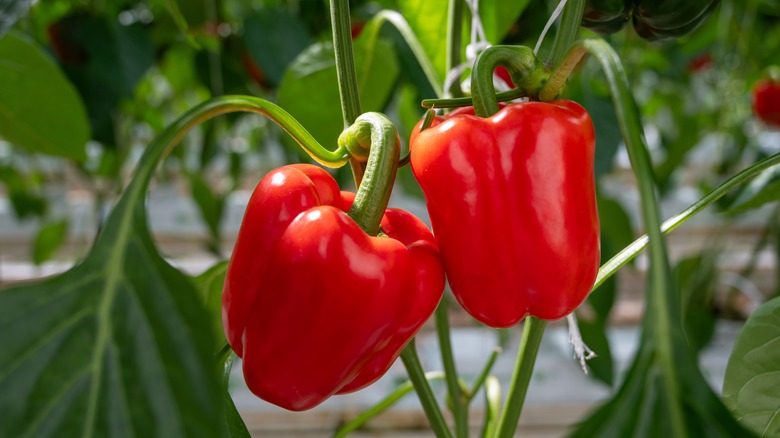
xmin=582 ymin=0 xmax=720 ymax=41
xmin=222 ymin=164 xmax=444 ymax=411
xmin=753 ymin=78 xmax=780 ymax=127
xmin=410 ymin=101 xmax=599 ymax=328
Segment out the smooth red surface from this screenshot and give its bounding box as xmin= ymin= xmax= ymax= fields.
xmin=753 ymin=79 xmax=780 ymax=127
xmin=410 ymin=101 xmax=600 ymax=328
xmin=222 ymin=164 xmax=444 ymax=411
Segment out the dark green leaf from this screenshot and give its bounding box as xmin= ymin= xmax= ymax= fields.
xmin=32 ymin=219 xmax=69 ymax=266
xmin=478 ymin=0 xmax=531 ymax=44
xmin=0 ymin=0 xmax=33 ymax=38
xmin=576 ymin=296 xmax=614 ymax=386
xmin=724 ymin=164 xmax=780 ymax=214
xmin=0 ymin=127 xmax=222 ymax=438
xmin=723 ymin=296 xmax=780 ymax=437
xmin=52 ymin=13 xmax=154 ymax=145
xmin=189 ymin=171 xmax=225 ymax=254
xmin=276 ymin=35 xmax=399 ymax=150
xmin=0 ymin=32 xmax=88 ymax=160
xmin=675 ymin=254 xmax=718 ymax=353
xmin=0 ymin=165 xmax=47 ymax=219
xmin=193 ymin=261 xmax=228 ymax=349
xmin=569 ymin=72 xmax=621 ymax=177
xmin=222 ymin=389 xmax=250 ymax=438
xmin=243 ymin=8 xmax=310 ymax=87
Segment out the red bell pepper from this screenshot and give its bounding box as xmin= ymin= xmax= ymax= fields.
xmin=410 ymin=101 xmax=600 ymax=328
xmin=222 ymin=164 xmax=444 ymax=411
xmin=753 ymin=78 xmax=780 ymax=127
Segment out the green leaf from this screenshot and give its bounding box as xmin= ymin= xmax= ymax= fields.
xmin=276 ymin=35 xmax=399 ymax=150
xmin=0 ymin=0 xmax=33 ymax=38
xmin=0 ymin=165 xmax=47 ymax=219
xmin=723 ymin=296 xmax=780 ymax=437
xmin=52 ymin=13 xmax=154 ymax=145
xmin=0 ymin=102 xmax=227 ymax=438
xmin=724 ymin=164 xmax=780 ymax=214
xmin=675 ymin=254 xmax=718 ymax=353
xmin=32 ymin=219 xmax=69 ymax=266
xmin=0 ymin=32 xmax=88 ymax=160
xmin=193 ymin=261 xmax=228 ymax=349
xmin=222 ymin=389 xmax=250 ymax=438
xmin=243 ymin=8 xmax=311 ymax=87
xmin=398 ymin=0 xmax=448 ymax=82
xmin=188 ymin=171 xmax=225 ymax=255
xmin=478 ymin=0 xmax=531 ymax=44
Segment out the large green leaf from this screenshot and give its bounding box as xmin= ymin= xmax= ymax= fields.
xmin=0 ymin=0 xmax=33 ymax=38
xmin=723 ymin=296 xmax=780 ymax=437
xmin=276 ymin=34 xmax=399 ymax=150
xmin=193 ymin=261 xmax=228 ymax=349
xmin=0 ymin=32 xmax=88 ymax=160
xmin=398 ymin=0 xmax=448 ymax=82
xmin=0 ymin=102 xmax=232 ymax=437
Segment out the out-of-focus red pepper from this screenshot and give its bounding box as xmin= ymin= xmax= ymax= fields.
xmin=222 ymin=164 xmax=444 ymax=411
xmin=753 ymin=78 xmax=780 ymax=127
xmin=410 ymin=101 xmax=600 ymax=328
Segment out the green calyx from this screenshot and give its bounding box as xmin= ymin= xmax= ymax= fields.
xmin=338 ymin=112 xmax=400 ymax=236
xmin=471 ymin=45 xmax=549 ymax=118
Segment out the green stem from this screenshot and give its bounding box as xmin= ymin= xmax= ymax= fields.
xmin=581 ymin=38 xmax=686 ymax=437
xmin=435 ymin=302 xmax=468 ymax=438
xmin=400 ymin=342 xmax=454 ymax=438
xmin=330 ymin=0 xmax=365 ymax=185
xmin=540 ymin=45 xmax=587 ymax=101
xmin=339 ymin=112 xmax=400 ymax=235
xmin=493 ymin=317 xmax=546 ymax=438
xmin=470 ymin=46 xmax=547 ymax=117
xmin=593 ymin=151 xmax=780 ymax=292
xmin=546 ymin=0 xmax=586 ymax=67
xmin=468 ymin=347 xmax=501 ymax=402
xmin=446 ymin=0 xmax=464 ymax=97
xmin=422 ymin=88 xmax=527 ymax=109
xmin=330 ymin=0 xmax=361 ymax=127
xmin=333 ymin=372 xmax=446 ymax=438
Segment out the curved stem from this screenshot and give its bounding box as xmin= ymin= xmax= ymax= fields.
xmin=339 ymin=112 xmax=400 ymax=236
xmin=581 ymin=38 xmax=686 ymax=437
xmin=470 ymin=46 xmax=547 ymax=117
xmin=446 ymin=0 xmax=464 ymax=98
xmin=435 ymin=301 xmax=468 ymax=438
xmin=333 ymin=372 xmax=446 ymax=438
xmin=400 ymin=341 xmax=454 ymax=438
xmin=493 ymin=317 xmax=546 ymax=438
xmin=540 ymin=45 xmax=587 ymax=101
xmin=546 ymin=0 xmax=586 ymax=67
xmin=593 ymin=151 xmax=780 ymax=292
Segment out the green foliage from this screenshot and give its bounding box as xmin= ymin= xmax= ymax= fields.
xmin=675 ymin=253 xmax=718 ymax=353
xmin=724 ymin=164 xmax=780 ymax=214
xmin=0 ymin=32 xmax=88 ymax=160
xmin=32 ymin=219 xmax=69 ymax=266
xmin=723 ymin=296 xmax=780 ymax=437
xmin=243 ymin=7 xmax=311 ymax=87
xmin=0 ymin=165 xmax=47 ymax=220
xmin=193 ymin=261 xmax=228 ymax=349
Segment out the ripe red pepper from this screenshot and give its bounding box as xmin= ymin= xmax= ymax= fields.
xmin=410 ymin=101 xmax=600 ymax=328
xmin=222 ymin=164 xmax=444 ymax=411
xmin=752 ymin=78 xmax=780 ymax=127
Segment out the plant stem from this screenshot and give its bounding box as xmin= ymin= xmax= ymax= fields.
xmin=470 ymin=46 xmax=546 ymax=117
xmin=493 ymin=317 xmax=546 ymax=438
xmin=333 ymin=372 xmax=446 ymax=438
xmin=546 ymin=0 xmax=586 ymax=67
xmin=400 ymin=342 xmax=454 ymax=438
xmin=468 ymin=347 xmax=501 ymax=402
xmin=340 ymin=112 xmax=401 ymax=235
xmin=435 ymin=301 xmax=468 ymax=438
xmin=446 ymin=0 xmax=464 ymax=97
xmin=329 ymin=0 xmax=366 ymax=184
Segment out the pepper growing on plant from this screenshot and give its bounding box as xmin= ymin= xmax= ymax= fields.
xmin=222 ymin=113 xmax=445 ymax=411
xmin=581 ymin=0 xmax=721 ymax=41
xmin=410 ymin=46 xmax=600 ymax=328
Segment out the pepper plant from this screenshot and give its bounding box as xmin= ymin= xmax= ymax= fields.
xmin=1 ymin=0 xmax=779 ymax=437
